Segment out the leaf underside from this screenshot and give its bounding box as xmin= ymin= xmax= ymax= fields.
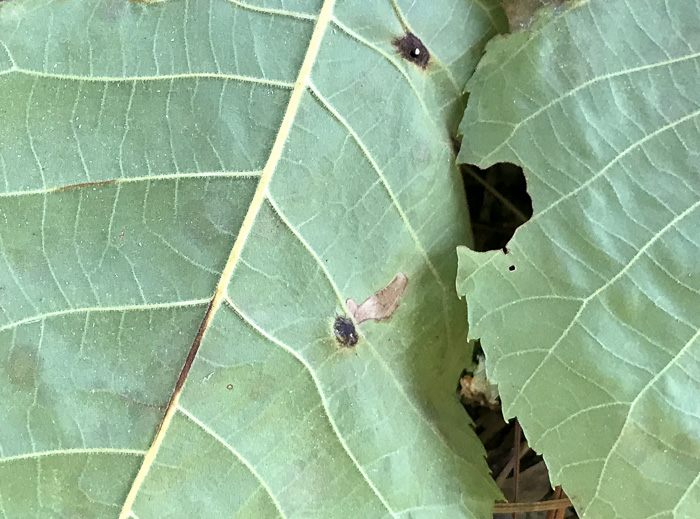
xmin=0 ymin=0 xmax=507 ymax=517
xmin=457 ymin=1 xmax=700 ymax=518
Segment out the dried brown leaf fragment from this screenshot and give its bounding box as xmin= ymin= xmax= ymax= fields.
xmin=346 ymin=273 xmax=408 ymax=325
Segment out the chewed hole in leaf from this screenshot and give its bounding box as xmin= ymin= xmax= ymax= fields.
xmin=460 ymin=161 xmax=533 ymax=252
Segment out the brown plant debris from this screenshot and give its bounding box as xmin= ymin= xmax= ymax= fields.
xmin=460 ymin=355 xmax=500 ymax=409
xmin=346 ymin=273 xmax=408 ymax=324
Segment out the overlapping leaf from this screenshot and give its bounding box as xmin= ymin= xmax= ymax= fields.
xmin=0 ymin=0 xmax=507 ymax=517
xmin=457 ymin=1 xmax=700 ymax=517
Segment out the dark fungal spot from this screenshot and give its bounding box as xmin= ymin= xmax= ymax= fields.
xmin=392 ymin=32 xmax=430 ymax=69
xmin=508 ymin=265 xmax=516 ymax=271
xmin=334 ymin=315 xmax=358 ymax=347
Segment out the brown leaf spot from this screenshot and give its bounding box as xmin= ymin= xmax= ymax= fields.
xmin=392 ymin=33 xmax=429 ymax=69
xmin=346 ymin=273 xmax=408 ymax=325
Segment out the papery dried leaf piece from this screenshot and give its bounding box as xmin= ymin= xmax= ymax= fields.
xmin=346 ymin=273 xmax=408 ymax=324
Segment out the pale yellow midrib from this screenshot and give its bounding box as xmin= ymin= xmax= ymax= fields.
xmin=117 ymin=2 xmax=336 ymax=517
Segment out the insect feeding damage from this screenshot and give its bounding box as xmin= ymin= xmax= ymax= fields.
xmin=346 ymin=273 xmax=408 ymax=325
xmin=392 ymin=33 xmax=430 ymax=69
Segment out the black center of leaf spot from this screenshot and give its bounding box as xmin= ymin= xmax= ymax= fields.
xmin=334 ymin=315 xmax=358 ymax=348
xmin=392 ymin=32 xmax=430 ymax=69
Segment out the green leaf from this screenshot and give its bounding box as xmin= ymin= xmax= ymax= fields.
xmin=457 ymin=1 xmax=700 ymax=517
xmin=0 ymin=0 xmax=506 ymax=517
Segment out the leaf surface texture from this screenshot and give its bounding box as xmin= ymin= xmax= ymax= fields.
xmin=0 ymin=0 xmax=506 ymax=517
xmin=457 ymin=1 xmax=700 ymax=517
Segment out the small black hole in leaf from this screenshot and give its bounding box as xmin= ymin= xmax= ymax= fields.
xmin=508 ymin=265 xmax=516 ymax=272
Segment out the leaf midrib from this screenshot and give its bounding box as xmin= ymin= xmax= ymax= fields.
xmin=117 ymin=1 xmax=337 ymax=516
xmin=60 ymin=0 xmax=482 ymax=515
